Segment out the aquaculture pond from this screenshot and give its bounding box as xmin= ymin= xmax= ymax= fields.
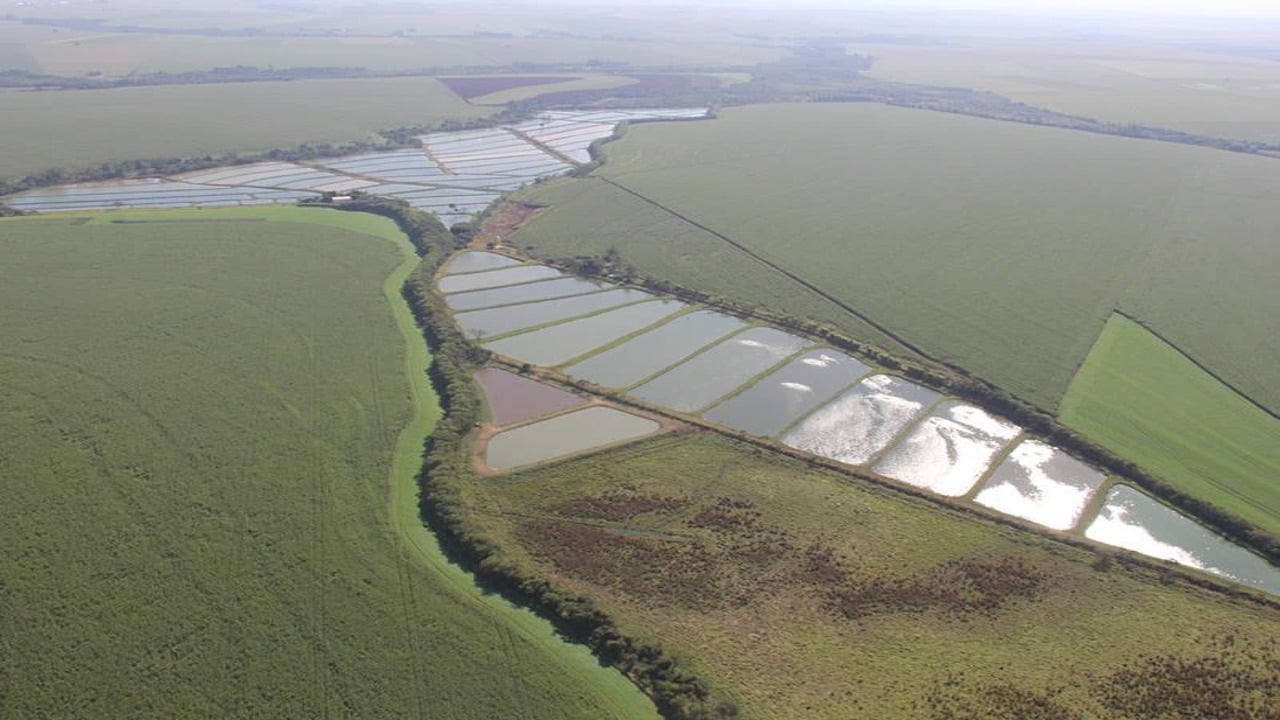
xmin=445 ymin=277 xmax=609 ymax=312
xmin=437 ymin=264 xmax=564 ymax=294
xmin=564 ymin=310 xmax=748 ymax=389
xmin=484 ymin=406 xmax=661 ymax=471
xmin=629 ymin=327 xmax=810 ymax=413
xmin=703 ymin=349 xmax=871 ymax=438
xmin=474 ymin=368 xmax=586 ymax=427
xmin=782 ymin=375 xmax=940 ymax=467
xmin=3 ymin=109 xmax=706 ymax=226
xmin=441 ymin=250 xmax=524 ymax=274
xmin=483 ymin=300 xmax=687 ymax=367
xmin=873 ymin=402 xmax=1022 ymax=497
xmin=973 ymin=439 xmax=1106 ymax=531
xmin=454 ymin=288 xmax=653 ymax=339
xmin=1085 ymin=485 xmax=1280 ymax=595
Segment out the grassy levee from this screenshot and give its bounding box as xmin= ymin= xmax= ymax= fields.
xmin=513 ymin=103 xmax=1280 ymax=417
xmin=465 ymin=433 xmax=1280 ymax=720
xmin=1061 ymin=314 xmax=1280 ymax=537
xmin=0 ymin=76 xmax=491 ymax=181
xmin=0 ymin=205 xmax=654 ymax=719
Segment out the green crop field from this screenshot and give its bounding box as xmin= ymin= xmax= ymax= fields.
xmin=0 ymin=207 xmax=654 ymax=719
xmin=1061 ymin=314 xmax=1280 ymax=537
xmin=512 ymin=103 xmax=1280 ymax=419
xmin=0 ymin=19 xmax=782 ymax=78
xmin=464 ymin=75 xmax=639 ymax=106
xmin=0 ymin=77 xmax=490 ymax=180
xmin=511 ymin=178 xmax=922 ymax=362
xmin=860 ymin=41 xmax=1280 ymax=144
xmin=465 ymin=433 xmax=1280 ymax=720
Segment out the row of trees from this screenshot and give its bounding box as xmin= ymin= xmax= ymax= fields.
xmin=314 ymin=198 xmax=736 ymax=719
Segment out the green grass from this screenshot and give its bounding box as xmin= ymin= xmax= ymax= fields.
xmin=513 ymin=103 xmax=1280 ymax=418
xmin=1060 ymin=314 xmax=1280 ymax=537
xmin=467 ymin=433 xmax=1280 ymax=720
xmin=0 ymin=77 xmax=491 ymax=180
xmin=0 ymin=206 xmax=655 ymax=719
xmin=512 ymin=177 xmax=923 ymax=362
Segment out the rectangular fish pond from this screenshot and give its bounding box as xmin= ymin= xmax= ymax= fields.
xmin=484 ymin=406 xmax=661 ymax=472
xmin=483 ymin=300 xmax=687 ymax=367
xmin=437 ymin=264 xmax=565 ymax=294
xmin=564 ymin=310 xmax=748 ymax=389
xmin=873 ymin=402 xmax=1021 ymax=497
xmin=628 ymin=327 xmax=810 ymax=413
xmin=703 ymin=349 xmax=872 ymax=438
xmin=474 ymin=368 xmax=587 ymax=427
xmin=973 ymin=439 xmax=1106 ymax=531
xmin=1085 ymin=484 xmax=1280 ymax=596
xmin=445 ymin=276 xmax=611 ymax=312
xmin=782 ymin=375 xmax=940 ymax=467
xmin=441 ymin=250 xmax=525 ymax=275
xmin=454 ymin=288 xmax=654 ymax=340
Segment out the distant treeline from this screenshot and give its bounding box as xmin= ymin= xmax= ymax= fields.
xmin=549 ymin=251 xmax=1280 ymax=570
xmin=710 ymin=41 xmax=1280 ymax=157
xmin=313 ymin=195 xmax=737 ymax=719
xmin=807 ymin=79 xmax=1280 ymax=157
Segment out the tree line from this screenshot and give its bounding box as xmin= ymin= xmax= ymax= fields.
xmin=311 ymin=198 xmax=737 ymax=719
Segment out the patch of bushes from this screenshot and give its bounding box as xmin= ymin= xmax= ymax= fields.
xmin=551 ymin=491 xmax=688 ymax=522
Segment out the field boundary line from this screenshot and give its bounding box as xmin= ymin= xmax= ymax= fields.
xmin=1109 ymin=310 xmax=1280 ymax=423
xmin=597 ymin=177 xmax=949 ymax=370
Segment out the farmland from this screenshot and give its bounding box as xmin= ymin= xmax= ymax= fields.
xmin=1061 ymin=314 xmax=1280 ymax=537
xmin=0 ymin=77 xmax=489 ymax=180
xmin=3 ymin=109 xmax=701 ymax=225
xmin=6 ymin=1 xmax=1280 ymax=715
xmin=512 ymin=102 xmax=1280 ymax=418
xmin=0 ymin=207 xmax=654 ymax=719
xmin=436 ymin=251 xmax=1280 ymax=595
xmin=463 ymin=433 xmax=1280 ymax=720
xmin=860 ymin=41 xmax=1280 ymax=144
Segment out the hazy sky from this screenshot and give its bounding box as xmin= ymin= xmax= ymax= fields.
xmin=821 ymin=0 xmax=1280 ymax=19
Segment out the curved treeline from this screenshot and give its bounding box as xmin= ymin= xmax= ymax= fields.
xmin=315 ymin=196 xmax=738 ymax=720
xmin=548 ymin=252 xmax=1280 ymax=569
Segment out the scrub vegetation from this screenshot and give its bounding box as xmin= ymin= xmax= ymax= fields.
xmin=462 ymin=433 xmax=1280 ymax=720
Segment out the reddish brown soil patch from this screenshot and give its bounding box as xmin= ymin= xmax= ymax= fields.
xmin=517 ymin=521 xmax=733 ymax=610
xmin=552 ymin=491 xmax=688 ymax=522
xmin=475 ymin=367 xmax=586 ymax=427
xmin=827 ymin=555 xmax=1047 ymax=619
xmin=441 ymin=75 xmax=577 ymax=100
xmin=1094 ymin=635 xmax=1280 ymax=720
xmin=473 ymin=201 xmax=544 ymax=248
